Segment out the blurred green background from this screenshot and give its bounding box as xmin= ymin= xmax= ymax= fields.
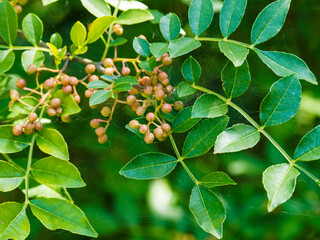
xmin=1 ymin=0 xmax=320 ymax=239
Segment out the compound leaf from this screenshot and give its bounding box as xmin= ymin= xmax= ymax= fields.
xmin=181 ymin=56 xmax=201 ymax=84
xmin=22 ymin=13 xmax=43 ymax=46
xmin=160 ymin=13 xmax=181 ymax=42
xmin=0 ymin=125 xmax=31 ymax=154
xmin=192 ymin=94 xmax=228 ymax=118
xmin=218 ymin=41 xmax=249 ymax=67
xmin=0 ymin=161 xmax=24 ymax=192
xmin=80 ymin=0 xmax=111 ymax=17
xmin=168 ymin=38 xmax=201 ymax=58
xmin=188 ymin=0 xmax=214 ymax=36
xmin=172 ymin=107 xmax=201 ymax=133
xmin=200 ymin=172 xmax=236 ymax=188
xmin=0 ymin=0 xmax=17 ymax=45
xmin=295 ymin=125 xmax=320 ymax=161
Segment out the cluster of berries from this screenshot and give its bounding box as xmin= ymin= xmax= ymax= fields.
xmin=12 ymin=111 xmax=43 ymax=136
xmin=89 ymin=106 xmax=112 ymax=144
xmin=10 ymin=0 xmax=28 ymax=14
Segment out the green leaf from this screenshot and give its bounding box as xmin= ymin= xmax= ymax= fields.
xmin=36 ymin=128 xmax=69 ymax=161
xmin=70 ymin=21 xmax=87 ymax=47
xmin=188 ymin=0 xmax=214 ymax=36
xmin=10 ymin=96 xmax=38 ymax=115
xmin=120 ymin=153 xmax=178 ymax=179
xmin=105 ymin=0 xmax=148 ymax=11
xmin=148 ymin=9 xmax=165 ymax=24
xmin=89 ymin=90 xmax=111 ymax=106
xmin=0 ymin=202 xmax=30 ymax=240
xmin=21 ymin=50 xmax=44 ymax=73
xmin=222 ymin=60 xmax=251 ymax=99
xmin=0 ymin=50 xmax=15 ymax=75
xmin=251 ymin=0 xmax=291 ymax=45
xmin=114 ymin=76 xmax=138 ymax=85
xmin=116 ymin=9 xmax=154 ymax=25
xmin=182 ymin=116 xmax=229 ymax=159
xmin=53 ymin=90 xmax=81 ymax=116
xmin=255 ymin=49 xmax=316 ymax=84
xmin=220 ymin=0 xmax=247 ymax=37
xmin=218 ymin=41 xmax=249 ymax=67
xmin=294 ymin=125 xmax=320 ymax=161
xmin=150 ymin=42 xmax=168 ymax=58
xmin=80 ymin=0 xmax=111 ymax=17
xmin=181 ymin=56 xmax=201 ymax=84
xmin=260 ymin=74 xmax=301 ymax=127
xmin=133 ymin=37 xmax=151 ymax=57
xmin=42 ymin=0 xmax=58 ymax=6
xmin=50 ymin=33 xmax=63 ymax=49
xmin=172 ymin=107 xmax=201 ymax=133
xmin=101 ymin=75 xmax=116 ymax=82
xmin=31 ymin=156 xmax=85 ymax=188
xmin=0 ymin=0 xmax=17 ymax=45
xmin=0 ymin=125 xmax=31 ymax=154
xmin=113 ymin=83 xmax=132 ymax=92
xmin=110 ymin=37 xmax=127 ymax=47
xmin=168 ymin=38 xmax=201 ymax=58
xmin=177 ymin=82 xmax=196 ymax=98
xmin=22 ymin=13 xmax=43 ymax=46
xmin=189 ymin=185 xmax=225 ymax=239
xmin=263 ymin=163 xmax=299 ymax=212
xmin=30 ymin=198 xmax=97 ymax=237
xmin=200 ymin=172 xmax=236 ymax=188
xmin=0 ymin=160 xmax=24 ymax=192
xmin=87 ymin=80 xmax=110 ymax=89
xmin=139 ymin=58 xmax=156 ymax=72
xmin=192 ymin=94 xmax=228 ymax=118
xmin=214 ymin=124 xmax=260 ymax=153
xmin=160 ymin=13 xmax=181 ymax=42
xmin=86 ymin=16 xmax=116 ymax=44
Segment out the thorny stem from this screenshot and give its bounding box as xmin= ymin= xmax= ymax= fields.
xmin=193 ymin=85 xmax=320 ymax=186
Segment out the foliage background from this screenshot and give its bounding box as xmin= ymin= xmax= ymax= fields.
xmin=1 ymin=0 xmax=320 ymax=239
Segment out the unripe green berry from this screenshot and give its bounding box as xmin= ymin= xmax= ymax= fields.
xmin=85 ymin=64 xmax=96 ymax=74
xmin=146 ymin=112 xmax=156 ymax=122
xmin=16 ymin=78 xmax=26 ymax=89
xmin=139 ymin=124 xmax=149 ymax=134
xmin=101 ymin=106 xmax=111 ymax=117
xmin=27 ymin=64 xmax=37 ymax=74
xmin=95 ymin=127 xmax=106 ymax=136
xmin=173 ymin=101 xmax=184 ymax=111
xmin=144 ymin=132 xmax=155 ymax=144
xmin=103 ymin=58 xmax=113 ymax=68
xmin=28 ymin=112 xmax=38 ymax=122
xmin=98 ymin=134 xmax=108 ymax=144
xmin=61 ymin=115 xmax=71 ymax=123
xmin=12 ymin=125 xmax=23 ymax=136
xmin=50 ymin=98 xmax=61 ymax=108
xmin=126 ymin=95 xmax=136 ymax=105
xmin=129 ymin=120 xmax=140 ymax=129
xmin=10 ymin=90 xmax=19 ymax=101
xmin=62 ymin=85 xmax=73 ymax=94
xmin=90 ymin=119 xmax=101 ymax=128
xmin=161 ymin=103 xmax=172 ymax=114
xmin=34 ymin=121 xmax=43 ymax=131
xmin=155 ymin=90 xmax=166 ymax=100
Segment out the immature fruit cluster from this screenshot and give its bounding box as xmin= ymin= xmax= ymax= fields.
xmin=12 ymin=112 xmax=43 ymax=136
xmin=48 ymin=98 xmax=62 ymax=117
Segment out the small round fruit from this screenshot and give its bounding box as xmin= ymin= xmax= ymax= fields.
xmin=10 ymin=90 xmax=19 ymax=101
xmin=43 ymin=78 xmax=55 ymax=90
xmin=34 ymin=121 xmax=43 ymax=131
xmin=27 ymin=64 xmax=37 ymax=74
xmin=19 ymin=0 xmax=28 ymax=5
xmin=146 ymin=112 xmax=156 ymax=122
xmin=143 ymin=86 xmax=153 ymax=96
xmin=161 ymin=123 xmax=171 ymax=133
xmin=12 ymin=125 xmax=23 ymax=136
xmin=144 ymin=132 xmax=155 ymax=144
xmin=158 ymin=72 xmax=168 ymax=81
xmin=126 ymin=95 xmax=136 ymax=105
xmin=95 ymin=127 xmax=106 ymax=136
xmin=155 ymin=90 xmax=166 ymax=100
xmin=69 ymin=77 xmax=78 ymax=86
xmin=129 ymin=120 xmax=140 ymax=129
xmin=141 ymin=77 xmax=151 ymax=86
xmin=161 ymin=78 xmax=170 ymax=86
xmin=16 ymin=78 xmax=26 ymax=89
xmin=90 ymin=119 xmax=101 ymax=128
xmin=139 ymin=124 xmax=149 ymax=134
xmin=162 ymin=56 xmax=172 ymax=66
xmin=103 ymin=58 xmax=113 ymax=68
xmin=60 ymin=75 xmax=70 ymax=85
xmin=62 ymin=85 xmax=73 ymax=94
xmin=165 ymin=85 xmax=173 ymax=94
xmin=25 ymin=121 xmax=35 ymax=130
xmin=138 ymin=35 xmax=147 ymax=40
xmin=85 ymin=89 xmax=95 ymax=98
xmin=153 ymin=83 xmax=163 ymax=92
xmin=85 ymin=64 xmax=96 ymax=74
xmin=104 ymin=67 xmax=114 ymax=76
xmin=154 ymin=127 xmax=164 ymax=139
xmin=73 ymin=94 xmax=81 ymax=104
xmin=89 ymin=75 xmax=99 ymax=82
xmin=61 ymin=115 xmax=71 ymax=123
xmin=50 ymin=98 xmax=61 ymax=108
xmin=47 ymin=108 xmax=56 ymax=117
xmin=56 ymin=107 xmax=63 ymax=115
xmin=98 ymin=134 xmax=108 ymax=144
xmin=121 ymin=67 xmax=130 ymax=76
xmin=101 ymin=106 xmax=111 ymax=117
xmin=128 ymin=88 xmax=140 ymax=95
xmin=28 ymin=112 xmax=38 ymax=122
xmin=173 ymin=101 xmax=184 ymax=111
xmin=14 ymin=5 xmax=22 ymax=14
xmin=131 ymin=102 xmax=140 ymax=111
xmin=136 ymin=106 xmax=145 ymax=116
xmin=161 ymin=103 xmax=172 ymax=114
xmin=113 ymin=24 xmax=123 ymax=35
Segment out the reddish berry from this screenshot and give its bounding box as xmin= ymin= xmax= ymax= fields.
xmin=158 ymin=72 xmax=168 ymax=81
xmin=131 ymin=102 xmax=140 ymax=111
xmin=162 ymin=56 xmax=172 ymax=66
xmin=155 ymin=90 xmax=166 ymax=100
xmin=141 ymin=76 xmax=151 ymax=86
xmin=90 ymin=119 xmax=101 ymax=128
xmin=73 ymin=94 xmax=81 ymax=104
xmin=43 ymin=78 xmax=55 ymax=90
xmin=121 ymin=67 xmax=130 ymax=76
xmin=143 ymin=86 xmax=153 ymax=96
xmin=126 ymin=95 xmax=136 ymax=105
xmin=154 ymin=127 xmax=164 ymax=140
xmin=12 ymin=125 xmax=23 ymax=136
xmin=50 ymin=98 xmax=61 ymax=108
xmin=165 ymin=85 xmax=173 ymax=94
xmin=62 ymin=85 xmax=73 ymax=94
xmin=128 ymin=88 xmax=140 ymax=95
xmin=60 ymin=75 xmax=70 ymax=85
xmin=14 ymin=5 xmax=22 ymax=14
xmin=61 ymin=115 xmax=71 ymax=123
xmin=153 ymin=84 xmax=163 ymax=92
xmin=144 ymin=132 xmax=155 ymax=144
xmin=47 ymin=108 xmax=56 ymax=117
xmin=98 ymin=134 xmax=108 ymax=144
xmin=10 ymin=90 xmax=19 ymax=101
xmin=28 ymin=112 xmax=38 ymax=122
xmin=129 ymin=120 xmax=140 ymax=129
xmin=161 ymin=103 xmax=172 ymax=114
xmin=103 ymin=58 xmax=113 ymax=68
xmin=139 ymin=124 xmax=149 ymax=134
xmin=161 ymin=78 xmax=170 ymax=86
xmin=146 ymin=112 xmax=156 ymax=122
xmin=27 ymin=64 xmax=37 ymax=74
xmin=85 ymin=89 xmax=95 ymax=98
xmin=85 ymin=64 xmax=96 ymax=74
xmin=113 ymin=24 xmax=123 ymax=35
xmin=16 ymin=78 xmax=26 ymax=89
xmin=161 ymin=123 xmax=171 ymax=133
xmin=56 ymin=107 xmax=63 ymax=115
xmin=89 ymin=75 xmax=99 ymax=82
xmin=138 ymin=35 xmax=147 ymax=40
xmin=95 ymin=127 xmax=106 ymax=136
xmin=34 ymin=121 xmax=43 ymax=131
xmin=69 ymin=77 xmax=78 ymax=86
xmin=136 ymin=106 xmax=145 ymax=116
xmin=104 ymin=67 xmax=114 ymax=76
